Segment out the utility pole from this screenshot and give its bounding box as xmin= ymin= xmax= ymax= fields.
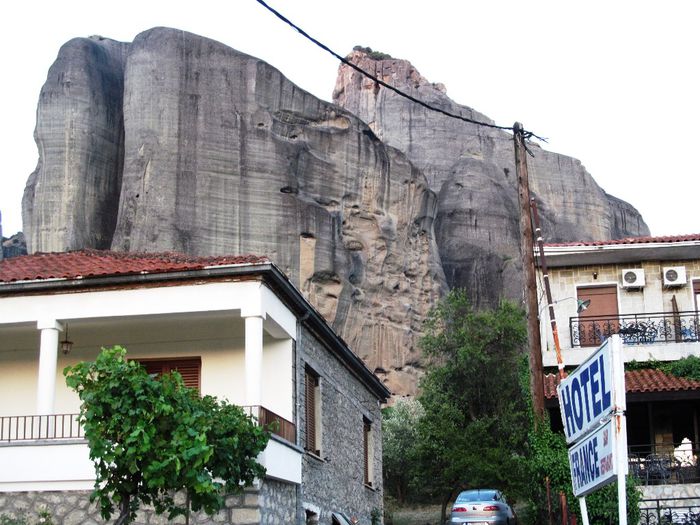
xmin=531 ymin=198 xmax=566 ymax=380
xmin=513 ymin=122 xmax=545 ymax=422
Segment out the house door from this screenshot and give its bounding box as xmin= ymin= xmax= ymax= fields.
xmin=577 ymin=285 xmax=619 ymax=347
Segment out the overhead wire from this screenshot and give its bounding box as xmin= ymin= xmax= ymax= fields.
xmin=254 ymin=0 xmax=547 ymax=143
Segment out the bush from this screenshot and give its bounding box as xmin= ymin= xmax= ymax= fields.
xmin=0 ymin=510 xmax=54 ymax=525
xmin=521 ymin=415 xmax=641 ymax=525
xmin=352 ymin=45 xmax=392 ymax=60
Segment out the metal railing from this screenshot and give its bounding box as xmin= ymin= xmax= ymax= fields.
xmin=570 ymin=310 xmax=700 ymax=347
xmin=628 ymin=443 xmax=700 ymax=486
xmin=2 ymin=405 xmax=296 ymax=445
xmin=242 ymin=405 xmax=296 ymax=444
xmin=640 ymin=497 xmax=700 ymax=524
xmin=0 ymin=414 xmax=83 ymax=442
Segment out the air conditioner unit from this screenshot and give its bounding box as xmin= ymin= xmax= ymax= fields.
xmin=621 ymin=268 xmax=645 ymax=288
xmin=663 ymin=266 xmax=687 ymax=286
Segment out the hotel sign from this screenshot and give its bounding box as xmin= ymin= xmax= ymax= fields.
xmin=557 ymin=338 xmax=614 ymax=444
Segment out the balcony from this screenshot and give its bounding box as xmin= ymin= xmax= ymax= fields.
xmin=570 ymin=310 xmax=700 ymax=348
xmin=628 ymin=443 xmax=700 ymax=486
xmin=0 ymin=407 xmax=300 ymax=491
xmin=1 ymin=407 xmax=295 ymax=444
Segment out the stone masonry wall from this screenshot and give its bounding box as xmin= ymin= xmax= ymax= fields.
xmin=0 ymin=483 xmax=291 ymax=525
xmin=296 ymin=324 xmax=384 ymax=524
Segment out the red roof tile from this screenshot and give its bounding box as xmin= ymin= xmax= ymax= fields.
xmin=544 ymin=369 xmax=700 ymax=399
xmin=545 ymin=233 xmax=700 ymax=248
xmin=0 ymin=250 xmax=269 ymax=284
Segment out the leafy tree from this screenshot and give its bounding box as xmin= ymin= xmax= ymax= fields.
xmin=64 ymin=346 xmax=269 ymax=525
xmin=382 ymin=398 xmax=424 ymax=503
xmin=414 ymin=291 xmax=530 ymax=523
xmin=523 ymin=420 xmax=641 ymax=525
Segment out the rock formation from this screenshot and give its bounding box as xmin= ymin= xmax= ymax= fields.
xmin=23 ymin=36 xmax=128 ymax=251
xmin=333 ymin=49 xmax=649 ymax=307
xmin=21 ymin=29 xmax=648 ymax=395
xmin=23 ymin=28 xmax=445 ymax=395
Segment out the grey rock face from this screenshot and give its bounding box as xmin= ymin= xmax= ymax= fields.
xmin=333 ymin=50 xmax=650 ymax=306
xmin=22 ymin=30 xmax=648 ymax=395
xmin=23 ymin=28 xmax=445 ymax=395
xmin=23 ymin=36 xmax=128 ymax=252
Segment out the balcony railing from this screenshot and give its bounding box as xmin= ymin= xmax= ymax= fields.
xmin=0 ymin=413 xmax=83 ymax=442
xmin=570 ymin=310 xmax=700 ymax=347
xmin=2 ymin=406 xmax=296 ymax=445
xmin=640 ymin=497 xmax=700 ymax=525
xmin=628 ymin=443 xmax=700 ymax=485
xmin=243 ymin=405 xmax=296 ymax=443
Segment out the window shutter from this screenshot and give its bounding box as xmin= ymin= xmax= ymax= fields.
xmin=139 ymin=358 xmax=201 ymax=391
xmin=363 ymin=419 xmax=372 ymax=486
xmin=305 ymin=368 xmax=317 ymax=453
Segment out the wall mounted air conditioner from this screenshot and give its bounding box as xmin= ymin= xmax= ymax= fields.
xmin=621 ymin=268 xmax=645 ymax=289
xmin=663 ymin=266 xmax=687 ymax=286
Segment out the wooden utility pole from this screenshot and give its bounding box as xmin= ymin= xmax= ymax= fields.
xmin=513 ymin=122 xmax=545 ymax=422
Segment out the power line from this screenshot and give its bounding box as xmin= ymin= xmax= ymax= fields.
xmin=255 ymin=0 xmax=547 ymax=143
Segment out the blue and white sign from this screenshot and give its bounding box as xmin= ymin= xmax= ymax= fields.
xmin=557 ymin=338 xmax=614 ymax=444
xmin=569 ymin=419 xmax=617 ymax=497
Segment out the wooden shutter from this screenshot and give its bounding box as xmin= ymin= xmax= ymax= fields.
xmin=305 ymin=367 xmax=318 ymax=454
xmin=363 ymin=418 xmax=371 ymax=486
xmin=577 ymin=286 xmax=619 ymax=347
xmin=139 ymin=358 xmax=201 ymax=391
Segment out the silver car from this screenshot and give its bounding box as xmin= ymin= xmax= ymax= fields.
xmin=449 ymin=489 xmax=516 ymax=524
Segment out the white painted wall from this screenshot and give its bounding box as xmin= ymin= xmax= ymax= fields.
xmin=259 ymin=439 xmax=302 ymax=484
xmin=0 ymin=281 xmax=296 ymax=341
xmin=0 ymin=442 xmax=94 ymax=492
xmin=0 ymin=438 xmax=303 ymax=491
xmin=262 ymin=338 xmax=294 ymax=421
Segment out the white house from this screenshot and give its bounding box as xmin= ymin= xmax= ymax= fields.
xmin=0 ymin=250 xmax=389 ymax=524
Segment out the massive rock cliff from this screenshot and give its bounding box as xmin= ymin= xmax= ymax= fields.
xmin=22 ymin=29 xmax=648 ymax=395
xmin=23 ymin=28 xmax=445 ymax=395
xmin=23 ymin=36 xmax=128 ymax=251
xmin=333 ymin=49 xmax=649 ymax=306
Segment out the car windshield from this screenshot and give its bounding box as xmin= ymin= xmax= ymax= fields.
xmin=456 ymin=490 xmax=498 ymax=503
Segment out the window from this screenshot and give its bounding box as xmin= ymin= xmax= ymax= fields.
xmin=138 ymin=357 xmax=201 ymax=391
xmin=363 ymin=416 xmax=374 ymax=487
xmin=304 ymin=366 xmax=321 ymax=455
xmin=577 ymin=285 xmax=619 ymax=347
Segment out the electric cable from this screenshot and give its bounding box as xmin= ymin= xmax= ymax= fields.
xmin=255 ymin=0 xmax=547 ymax=143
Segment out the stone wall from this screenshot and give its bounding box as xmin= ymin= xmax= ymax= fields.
xmin=260 ymin=479 xmax=298 ymax=524
xmin=297 ymin=324 xmax=384 ymax=524
xmin=0 ymin=483 xmax=286 ymax=525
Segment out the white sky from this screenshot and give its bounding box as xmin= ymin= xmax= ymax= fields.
xmin=1 ymin=0 xmax=698 ymax=238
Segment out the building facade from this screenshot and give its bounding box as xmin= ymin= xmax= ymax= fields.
xmin=0 ymin=250 xmax=389 ymax=524
xmin=537 ymin=234 xmax=700 ymax=489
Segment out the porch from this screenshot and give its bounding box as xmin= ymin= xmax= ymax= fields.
xmin=0 ymin=406 xmax=298 ymax=492
xmin=0 ymin=279 xmax=302 ymax=491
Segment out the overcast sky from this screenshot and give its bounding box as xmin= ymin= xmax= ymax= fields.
xmin=1 ymin=0 xmax=698 ymax=238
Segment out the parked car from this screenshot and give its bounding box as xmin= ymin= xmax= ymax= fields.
xmin=449 ymin=489 xmax=516 ymax=524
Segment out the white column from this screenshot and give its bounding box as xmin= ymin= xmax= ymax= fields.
xmin=36 ymin=319 xmax=62 ymax=415
xmin=244 ymin=315 xmax=264 ymax=407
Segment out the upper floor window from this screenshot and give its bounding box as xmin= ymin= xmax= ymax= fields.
xmin=305 ymin=366 xmax=321 ymax=455
xmin=138 ymin=357 xmax=201 ymax=391
xmin=363 ymin=416 xmax=374 ymax=487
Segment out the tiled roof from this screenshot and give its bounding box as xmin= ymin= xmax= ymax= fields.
xmin=545 ymin=233 xmax=700 ymax=248
xmin=0 ymin=250 xmax=269 ymax=284
xmin=544 ymin=369 xmax=700 ymax=399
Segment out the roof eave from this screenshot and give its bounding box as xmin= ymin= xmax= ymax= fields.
xmin=0 ymin=261 xmax=392 ymax=402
